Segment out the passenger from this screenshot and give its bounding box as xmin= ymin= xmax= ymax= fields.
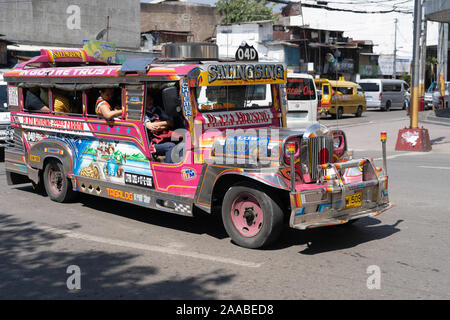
xmin=25 ymin=87 xmax=50 ymax=113
xmin=95 ymin=88 xmax=122 ymax=120
xmin=53 ymin=90 xmax=70 ymax=113
xmin=144 ymin=95 xmax=175 ymax=163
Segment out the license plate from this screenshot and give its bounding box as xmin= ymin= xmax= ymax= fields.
xmin=345 ymin=192 xmax=362 ymax=209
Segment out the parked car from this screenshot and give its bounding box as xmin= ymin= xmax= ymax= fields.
xmin=286 ymin=73 xmax=318 ymax=128
xmin=424 ymin=81 xmax=436 ymax=109
xmin=315 ymin=78 xmax=366 ymax=118
xmin=358 ymin=79 xmax=409 ymax=111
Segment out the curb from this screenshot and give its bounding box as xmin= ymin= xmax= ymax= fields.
xmin=421 ymin=117 xmax=450 ymax=127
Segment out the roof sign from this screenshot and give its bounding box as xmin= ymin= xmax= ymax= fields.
xmin=197 ymin=63 xmax=286 ymax=86
xmin=235 ymin=42 xmax=258 ymax=62
xmin=43 ymin=49 xmax=89 ymax=63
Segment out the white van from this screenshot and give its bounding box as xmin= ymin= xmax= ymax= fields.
xmin=358 ymin=79 xmax=409 ymax=111
xmin=286 ymin=73 xmax=318 ymax=128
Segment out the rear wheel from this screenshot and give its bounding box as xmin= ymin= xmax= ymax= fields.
xmin=43 ymin=160 xmax=76 ymax=203
xmin=336 ymin=107 xmax=344 ymax=119
xmin=221 ymin=182 xmax=284 ymax=249
xmin=383 ymin=100 xmax=391 ymax=112
xmin=355 ymin=106 xmax=363 ymax=117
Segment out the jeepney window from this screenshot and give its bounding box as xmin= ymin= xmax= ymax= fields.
xmin=85 ymin=87 xmax=122 ymax=117
xmin=333 ymin=87 xmax=354 ymax=95
xmin=323 ymin=85 xmax=330 ymax=95
xmin=23 ymin=87 xmax=50 ymax=113
xmin=196 ymin=84 xmax=271 ymax=111
xmin=51 ymin=89 xmax=83 ymax=115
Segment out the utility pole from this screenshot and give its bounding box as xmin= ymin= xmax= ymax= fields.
xmin=437 ymin=23 xmax=449 ymax=108
xmin=395 ymin=0 xmax=431 ymax=152
xmin=393 ymin=18 xmax=398 ymax=79
xmin=418 ymin=11 xmax=427 ymax=111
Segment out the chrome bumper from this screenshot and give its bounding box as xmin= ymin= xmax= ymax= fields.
xmin=289 ymin=158 xmax=391 ymax=230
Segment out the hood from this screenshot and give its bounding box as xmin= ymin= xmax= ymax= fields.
xmin=204 ymin=124 xmax=331 ymax=168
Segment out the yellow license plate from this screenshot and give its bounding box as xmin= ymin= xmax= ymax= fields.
xmin=345 ymin=192 xmax=362 ymax=209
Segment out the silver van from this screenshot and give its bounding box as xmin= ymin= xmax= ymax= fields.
xmin=358 ymin=79 xmax=409 ymax=111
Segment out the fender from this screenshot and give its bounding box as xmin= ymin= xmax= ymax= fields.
xmin=28 ymin=139 xmax=74 ymax=175
xmin=194 ymin=164 xmax=289 ymax=212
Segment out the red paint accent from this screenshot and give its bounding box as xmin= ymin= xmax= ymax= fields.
xmin=319 ymin=148 xmax=329 ymax=165
xmin=395 ymin=127 xmax=432 ymax=152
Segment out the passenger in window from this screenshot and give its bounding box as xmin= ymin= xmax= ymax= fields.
xmin=95 ymin=88 xmax=122 ymax=120
xmin=25 ymin=87 xmax=50 ymax=113
xmin=53 ymin=90 xmax=70 ymax=113
xmin=144 ymin=95 xmax=175 ymax=163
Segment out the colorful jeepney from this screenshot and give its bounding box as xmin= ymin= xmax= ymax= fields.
xmin=3 ymin=48 xmax=391 ymax=248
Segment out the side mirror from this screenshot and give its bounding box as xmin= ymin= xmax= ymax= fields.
xmin=162 ymin=86 xmax=181 ymax=117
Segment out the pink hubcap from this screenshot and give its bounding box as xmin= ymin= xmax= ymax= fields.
xmin=230 ymin=193 xmax=264 ymax=238
xmin=48 ymin=165 xmax=63 ymax=195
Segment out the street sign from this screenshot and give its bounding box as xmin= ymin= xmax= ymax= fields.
xmin=235 ymin=43 xmax=258 ymax=62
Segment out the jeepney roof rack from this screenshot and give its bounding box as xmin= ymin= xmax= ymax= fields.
xmin=16 ymin=49 xmax=110 ymax=70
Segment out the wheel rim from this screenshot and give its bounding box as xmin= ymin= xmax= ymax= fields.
xmin=230 ymin=192 xmax=264 ymax=238
xmin=47 ymin=164 xmax=63 ymax=195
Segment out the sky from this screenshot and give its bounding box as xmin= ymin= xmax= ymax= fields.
xmin=141 ymin=0 xmax=440 ymax=58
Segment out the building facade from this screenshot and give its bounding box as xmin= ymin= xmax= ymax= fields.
xmin=0 ymin=0 xmax=141 ymax=49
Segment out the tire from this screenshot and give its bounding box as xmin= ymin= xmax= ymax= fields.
xmin=221 ymin=182 xmax=284 ymax=249
xmin=32 ymin=180 xmax=47 ymax=196
xmin=355 ymin=106 xmax=363 ymax=117
xmin=43 ymin=160 xmax=76 ymax=203
xmin=336 ymin=107 xmax=344 ymax=119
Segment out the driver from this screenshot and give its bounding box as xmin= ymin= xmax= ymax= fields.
xmin=144 ymin=95 xmax=175 ymax=163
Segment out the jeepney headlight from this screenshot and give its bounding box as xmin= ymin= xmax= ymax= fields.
xmin=284 ymin=138 xmax=299 ymax=165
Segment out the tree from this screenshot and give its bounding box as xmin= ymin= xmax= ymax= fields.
xmin=216 ymin=0 xmax=275 ymax=24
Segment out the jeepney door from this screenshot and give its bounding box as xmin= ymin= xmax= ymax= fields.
xmin=143 ymin=79 xmax=202 ymax=197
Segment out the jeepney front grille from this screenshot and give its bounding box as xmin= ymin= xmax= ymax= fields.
xmin=308 ymin=135 xmax=333 ymax=181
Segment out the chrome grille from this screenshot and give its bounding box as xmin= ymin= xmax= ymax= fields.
xmin=309 ymin=135 xmax=333 ymax=180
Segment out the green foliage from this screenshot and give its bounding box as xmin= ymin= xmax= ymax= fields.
xmin=217 ymin=0 xmax=275 ymax=24
xmin=426 ymin=56 xmax=438 ymax=65
xmin=400 ymin=72 xmax=411 ymax=86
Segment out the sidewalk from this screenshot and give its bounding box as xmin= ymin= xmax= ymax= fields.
xmin=331 ymin=116 xmax=450 ymax=153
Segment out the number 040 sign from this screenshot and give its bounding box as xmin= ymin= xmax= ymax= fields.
xmin=235 ymin=43 xmax=258 ymax=62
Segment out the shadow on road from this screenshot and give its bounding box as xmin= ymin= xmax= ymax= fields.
xmin=0 ymin=213 xmax=236 ymax=299
xmin=14 ymin=184 xmax=229 ymax=242
xmin=267 ymin=217 xmax=403 ymax=254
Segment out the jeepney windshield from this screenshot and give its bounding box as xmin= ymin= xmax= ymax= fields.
xmin=196 ymin=84 xmax=272 ymax=112
xmin=0 ymin=84 xmax=7 ymax=110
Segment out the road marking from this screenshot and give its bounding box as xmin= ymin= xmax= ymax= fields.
xmin=37 ymin=225 xmax=262 ymax=268
xmin=374 ymin=152 xmax=422 ymax=161
xmin=418 ymin=166 xmax=450 ymax=170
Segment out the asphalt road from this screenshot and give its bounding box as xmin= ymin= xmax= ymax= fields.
xmin=0 ymin=110 xmax=449 ymax=300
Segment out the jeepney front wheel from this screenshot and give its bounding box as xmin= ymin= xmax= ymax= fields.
xmin=43 ymin=160 xmax=76 ymax=203
xmin=222 ymin=182 xmax=284 ymax=249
